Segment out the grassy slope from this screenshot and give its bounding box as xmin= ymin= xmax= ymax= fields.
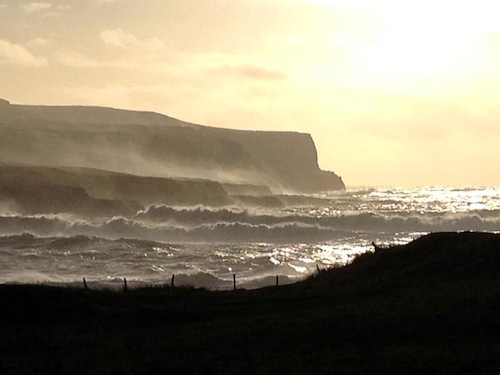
xmin=1 ymin=232 xmax=500 ymax=374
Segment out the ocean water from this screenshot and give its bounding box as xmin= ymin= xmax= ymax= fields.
xmin=1 ymin=186 xmax=499 ymax=290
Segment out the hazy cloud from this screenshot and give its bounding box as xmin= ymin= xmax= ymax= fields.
xmin=55 ymin=50 xmax=134 ymax=69
xmin=235 ymin=64 xmax=287 ymax=81
xmin=28 ymin=38 xmax=50 ymax=46
xmin=55 ymin=50 xmax=102 ymax=68
xmin=21 ymin=2 xmax=52 ymax=14
xmin=100 ymin=28 xmax=138 ymax=48
xmin=212 ymin=64 xmax=287 ymax=81
xmin=100 ymin=28 xmax=165 ymax=52
xmin=21 ymin=2 xmax=71 ymax=17
xmin=0 ymin=39 xmax=47 ymax=66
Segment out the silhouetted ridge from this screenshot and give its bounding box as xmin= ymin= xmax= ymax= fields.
xmin=309 ymin=232 xmax=500 ymax=287
xmin=0 ymin=100 xmax=192 ymax=128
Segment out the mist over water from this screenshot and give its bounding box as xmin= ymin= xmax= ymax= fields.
xmin=1 ymin=186 xmax=499 ymax=289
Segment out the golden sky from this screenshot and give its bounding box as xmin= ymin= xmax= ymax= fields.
xmin=1 ymin=0 xmax=499 ymax=186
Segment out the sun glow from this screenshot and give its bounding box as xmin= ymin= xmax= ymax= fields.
xmin=376 ymin=6 xmax=477 ymax=72
xmin=319 ymin=1 xmax=500 ymax=93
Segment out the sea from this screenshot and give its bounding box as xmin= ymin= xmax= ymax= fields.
xmin=1 ymin=186 xmax=499 ymax=290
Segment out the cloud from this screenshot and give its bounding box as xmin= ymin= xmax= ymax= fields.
xmin=21 ymin=2 xmax=52 ymax=14
xmin=28 ymin=38 xmax=50 ymax=47
xmin=55 ymin=50 xmax=134 ymax=69
xmin=211 ymin=64 xmax=287 ymax=81
xmin=21 ymin=2 xmax=71 ymax=17
xmin=100 ymin=28 xmax=138 ymax=48
xmin=100 ymin=28 xmax=165 ymax=52
xmin=0 ymin=39 xmax=47 ymax=66
xmin=55 ymin=51 xmax=103 ymax=68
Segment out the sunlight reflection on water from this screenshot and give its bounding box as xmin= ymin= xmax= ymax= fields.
xmin=1 ymin=186 xmax=499 ymax=289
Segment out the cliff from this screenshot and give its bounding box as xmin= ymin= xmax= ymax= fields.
xmin=0 ymin=163 xmax=231 ymax=216
xmin=0 ymin=100 xmax=345 ymax=195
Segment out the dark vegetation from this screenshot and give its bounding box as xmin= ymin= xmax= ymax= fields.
xmin=2 ymin=232 xmax=500 ymax=374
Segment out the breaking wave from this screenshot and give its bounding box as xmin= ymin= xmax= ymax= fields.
xmin=0 ymin=233 xmax=321 ymax=289
xmin=0 ymin=206 xmax=499 ymax=243
xmin=2 ymin=187 xmax=500 ymax=289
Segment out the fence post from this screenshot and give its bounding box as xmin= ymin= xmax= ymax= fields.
xmin=123 ymin=278 xmax=128 ymax=292
xmin=83 ymin=277 xmax=88 ymax=291
xmin=171 ymin=274 xmax=175 ymax=288
xmin=233 ymin=274 xmax=236 ymax=291
xmin=276 ymin=275 xmax=279 ymax=286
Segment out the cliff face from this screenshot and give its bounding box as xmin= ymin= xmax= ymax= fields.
xmin=0 ymin=164 xmax=229 ymax=216
xmin=0 ymin=100 xmax=344 ymax=194
xmin=214 ymin=129 xmax=344 ymax=192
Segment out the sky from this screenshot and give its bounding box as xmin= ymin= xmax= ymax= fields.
xmin=1 ymin=0 xmax=499 ymax=187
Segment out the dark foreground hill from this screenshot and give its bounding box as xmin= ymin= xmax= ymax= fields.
xmin=0 ymin=99 xmax=344 ymax=196
xmin=2 ymin=231 xmax=500 ymax=374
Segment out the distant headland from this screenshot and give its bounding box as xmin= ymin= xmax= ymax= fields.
xmin=0 ymin=99 xmax=344 ymax=213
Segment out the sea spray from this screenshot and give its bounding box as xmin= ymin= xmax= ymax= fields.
xmin=1 ymin=187 xmax=499 ymax=289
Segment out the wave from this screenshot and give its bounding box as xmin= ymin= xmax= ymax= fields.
xmin=2 ymin=186 xmax=498 ymax=289
xmin=0 ymin=208 xmax=499 ymax=243
xmin=0 ymin=232 xmax=39 ymax=247
xmin=47 ymin=235 xmax=99 ymax=249
xmin=0 ymin=232 xmax=312 ymax=290
xmin=135 ymin=205 xmax=500 ymax=230
xmin=0 ymin=215 xmax=347 ymax=243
